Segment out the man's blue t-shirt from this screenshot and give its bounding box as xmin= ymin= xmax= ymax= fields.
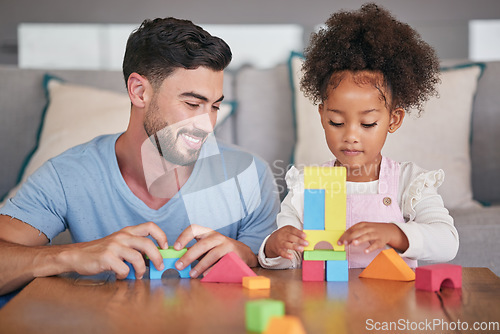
xmin=0 ymin=133 xmax=279 ymax=253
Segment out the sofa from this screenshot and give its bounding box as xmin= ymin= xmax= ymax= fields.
xmin=1 ymin=56 xmax=499 ymax=276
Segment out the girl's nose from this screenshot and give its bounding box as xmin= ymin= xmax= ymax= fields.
xmin=343 ymin=125 xmax=359 ymax=143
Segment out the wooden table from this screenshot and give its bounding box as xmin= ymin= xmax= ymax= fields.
xmin=0 ymin=268 xmax=498 ymax=334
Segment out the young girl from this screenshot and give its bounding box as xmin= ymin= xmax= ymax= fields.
xmin=258 ymin=3 xmax=459 ymax=269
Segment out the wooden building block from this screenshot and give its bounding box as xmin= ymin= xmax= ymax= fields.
xmin=326 ymin=260 xmax=349 ymax=282
xmin=135 ymin=246 xmax=189 ymax=280
xmin=157 ymin=246 xmax=188 ymax=258
xmin=245 ymin=299 xmax=285 ymax=333
xmin=303 ymin=229 xmax=344 ymax=251
xmin=243 ymin=276 xmax=271 ymax=290
xmin=125 ymin=261 xmax=136 ymax=279
xmin=303 ymin=250 xmax=346 ymax=261
xmin=263 ymin=315 xmax=306 ymax=334
xmin=150 ymin=258 xmax=191 ymax=279
xmin=303 ymin=188 xmax=325 ymax=230
xmin=415 ymin=264 xmax=462 ymax=292
xmin=302 ymin=260 xmax=325 ymax=282
xmin=359 ymin=248 xmax=415 ymax=281
xmin=324 ymin=185 xmax=346 ymax=232
xmin=200 ymin=252 xmax=256 ymax=283
xmin=304 ymin=166 xmax=346 ymax=231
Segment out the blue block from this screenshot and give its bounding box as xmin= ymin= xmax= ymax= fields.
xmin=150 ymin=258 xmax=191 ymax=279
xmin=125 ymin=261 xmax=136 ymax=280
xmin=303 ymin=188 xmax=325 ymax=230
xmin=326 ymin=260 xmax=348 ymax=282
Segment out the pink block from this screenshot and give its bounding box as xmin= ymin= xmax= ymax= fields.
xmin=302 ymin=260 xmax=325 ymax=282
xmin=200 ymin=252 xmax=256 ymax=283
xmin=415 ymin=264 xmax=462 ymax=292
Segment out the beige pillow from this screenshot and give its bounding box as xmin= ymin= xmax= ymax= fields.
xmin=1 ymin=78 xmax=130 ymax=202
xmin=290 ymin=53 xmax=483 ymax=209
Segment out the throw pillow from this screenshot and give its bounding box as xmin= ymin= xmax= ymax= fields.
xmin=289 ymin=53 xmax=483 ymax=209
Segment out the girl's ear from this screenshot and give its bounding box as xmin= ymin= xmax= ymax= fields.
xmin=388 ymin=108 xmax=405 ymax=133
xmin=318 ymin=103 xmax=326 ymax=130
xmin=127 ymin=73 xmax=149 ymax=108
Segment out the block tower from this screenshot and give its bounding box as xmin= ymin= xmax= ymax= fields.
xmin=302 ymin=166 xmax=348 ymax=282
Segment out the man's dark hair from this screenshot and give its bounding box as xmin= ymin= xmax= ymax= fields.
xmin=123 ymin=17 xmax=232 ymax=89
xmin=301 ymin=3 xmax=440 ymax=114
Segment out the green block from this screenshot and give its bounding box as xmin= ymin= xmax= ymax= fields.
xmin=158 ymin=246 xmax=187 ymax=258
xmin=245 ymin=299 xmax=285 ymax=332
xmin=146 ymin=246 xmax=187 ymax=259
xmin=303 ymin=250 xmax=346 ymax=261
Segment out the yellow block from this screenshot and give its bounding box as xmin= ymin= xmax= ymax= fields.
xmin=304 ymin=230 xmax=344 ymax=251
xmin=304 ymin=166 xmax=346 ymax=231
xmin=242 ymin=276 xmax=271 ymax=290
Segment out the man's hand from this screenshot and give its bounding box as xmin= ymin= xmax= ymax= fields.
xmin=59 ymin=221 xmax=168 ymax=280
xmin=264 ymin=226 xmax=308 ymax=260
xmin=172 ymin=224 xmax=256 ymax=278
xmin=337 ymin=222 xmax=409 ymax=254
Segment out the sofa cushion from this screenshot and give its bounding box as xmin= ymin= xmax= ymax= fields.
xmin=289 ymin=53 xmax=483 ymax=210
xmin=470 ymin=61 xmax=500 ymax=205
xmin=234 ymin=64 xmax=295 ymax=199
xmin=421 ymin=205 xmax=500 ymax=276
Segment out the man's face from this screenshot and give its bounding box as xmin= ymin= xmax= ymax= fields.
xmin=143 ymin=67 xmax=224 ymax=166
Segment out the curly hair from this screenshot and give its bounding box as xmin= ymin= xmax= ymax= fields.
xmin=300 ymin=3 xmax=440 ymax=114
xmin=123 ymin=17 xmax=232 ymax=90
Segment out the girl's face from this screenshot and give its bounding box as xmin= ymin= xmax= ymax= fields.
xmin=319 ymin=71 xmax=404 ymax=182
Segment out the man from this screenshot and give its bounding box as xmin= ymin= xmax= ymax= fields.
xmin=0 ymin=18 xmax=279 ymax=295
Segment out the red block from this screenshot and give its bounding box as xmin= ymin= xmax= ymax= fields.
xmin=302 ymin=260 xmax=325 ymax=281
xmin=200 ymin=252 xmax=256 ymax=283
xmin=415 ymin=264 xmax=462 ymax=292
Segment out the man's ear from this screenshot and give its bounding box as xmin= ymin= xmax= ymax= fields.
xmin=127 ymin=73 xmax=149 ymax=108
xmin=388 ymin=108 xmax=405 ymax=133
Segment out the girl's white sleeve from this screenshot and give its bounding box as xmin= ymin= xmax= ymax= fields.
xmin=258 ymin=167 xmax=304 ymax=269
xmin=393 ymin=162 xmax=459 ymax=263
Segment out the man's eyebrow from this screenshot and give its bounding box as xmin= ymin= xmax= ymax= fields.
xmin=180 ymin=92 xmax=224 ymax=103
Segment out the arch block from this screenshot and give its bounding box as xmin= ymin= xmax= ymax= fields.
xmin=415 ymin=264 xmax=462 ymax=291
xmin=303 ymin=229 xmax=344 ymax=251
xmin=126 ymin=246 xmax=190 ymax=279
xmin=150 ymin=258 xmax=191 ymax=279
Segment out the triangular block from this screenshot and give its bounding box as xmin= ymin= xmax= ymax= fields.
xmin=359 ymin=248 xmax=415 ymax=281
xmin=200 ymin=252 xmax=256 ymax=283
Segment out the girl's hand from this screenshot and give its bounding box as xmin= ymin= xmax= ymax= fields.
xmin=337 ymin=222 xmax=409 ymax=254
xmin=264 ymin=226 xmax=309 ymax=260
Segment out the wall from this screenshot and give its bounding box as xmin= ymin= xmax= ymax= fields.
xmin=1 ymin=0 xmax=500 ymax=64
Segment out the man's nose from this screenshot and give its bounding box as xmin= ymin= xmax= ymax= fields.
xmin=192 ymin=112 xmax=215 ymax=134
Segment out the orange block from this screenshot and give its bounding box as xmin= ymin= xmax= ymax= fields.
xmin=359 ymin=248 xmax=415 ymax=281
xmin=263 ymin=316 xmax=306 ymax=334
xmin=243 ymin=276 xmax=271 ymax=290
